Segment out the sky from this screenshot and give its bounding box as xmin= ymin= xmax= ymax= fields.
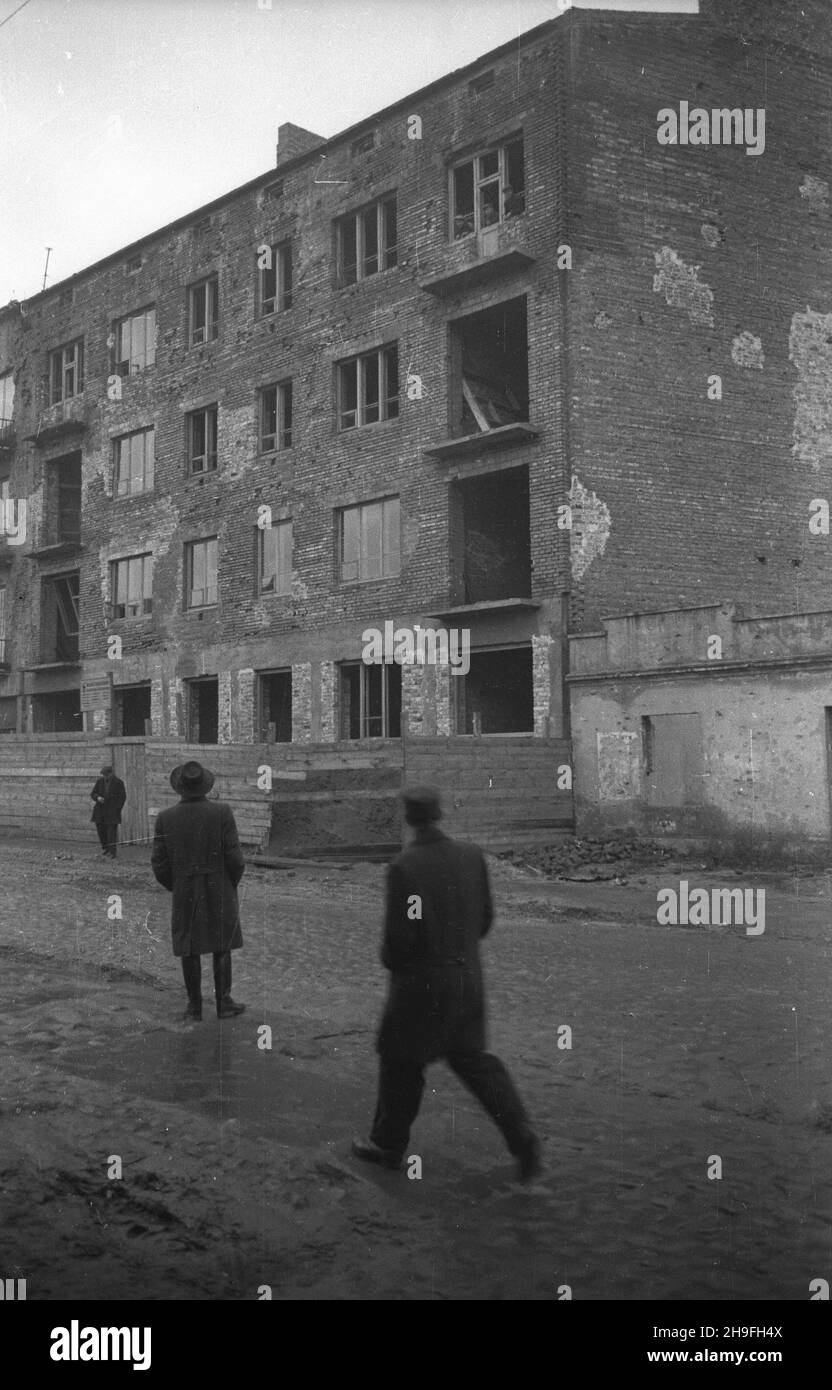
xmin=0 ymin=0 xmax=698 ymax=304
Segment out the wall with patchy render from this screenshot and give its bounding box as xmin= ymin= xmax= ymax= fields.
xmin=564 ymin=1 xmax=832 ymax=632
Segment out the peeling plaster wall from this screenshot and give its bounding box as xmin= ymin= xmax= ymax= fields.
xmin=788 ymin=309 xmax=832 ymax=473
xmin=652 ymin=247 xmax=715 ymax=328
xmin=569 ymin=475 xmax=610 ymax=583
xmin=565 ymin=3 xmax=832 ymax=631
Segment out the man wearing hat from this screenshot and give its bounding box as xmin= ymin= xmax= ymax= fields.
xmin=151 ymin=761 xmax=246 ymax=1022
xmin=90 ymin=764 xmax=127 ymax=859
xmin=352 ymin=784 xmax=541 ymax=1182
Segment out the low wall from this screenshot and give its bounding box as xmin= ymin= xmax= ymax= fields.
xmin=403 ymin=735 xmax=574 ymax=849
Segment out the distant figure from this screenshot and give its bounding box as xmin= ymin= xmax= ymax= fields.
xmin=150 ymin=761 xmax=246 ymax=1023
xmin=352 ymin=785 xmax=541 ymax=1182
xmin=90 ymin=764 xmax=126 ymax=859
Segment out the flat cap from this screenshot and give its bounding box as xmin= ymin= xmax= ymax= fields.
xmin=401 ymin=783 xmax=442 ymax=823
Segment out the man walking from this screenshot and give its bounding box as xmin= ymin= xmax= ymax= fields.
xmin=151 ymin=760 xmax=246 ymax=1023
xmin=352 ymin=785 xmax=541 ymax=1182
xmin=90 ymin=763 xmax=127 ymax=859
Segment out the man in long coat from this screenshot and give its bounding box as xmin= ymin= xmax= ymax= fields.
xmin=352 ymin=785 xmax=541 ymax=1182
xmin=90 ymin=763 xmax=127 ymax=858
xmin=151 ymin=760 xmax=246 ymax=1022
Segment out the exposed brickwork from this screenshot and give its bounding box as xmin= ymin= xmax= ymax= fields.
xmin=292 ymin=663 xmax=312 ymax=743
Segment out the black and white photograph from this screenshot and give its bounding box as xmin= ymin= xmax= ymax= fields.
xmin=0 ymin=0 xmax=829 ymax=1346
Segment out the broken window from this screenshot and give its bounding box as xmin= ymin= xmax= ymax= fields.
xmin=0 ymin=371 xmax=14 ymax=425
xmin=452 ymin=297 xmax=528 ymax=436
xmin=456 ymin=646 xmax=533 ymax=734
xmin=339 ymin=495 xmax=399 ymax=583
xmin=451 ymin=136 xmax=524 ymax=240
xmin=452 ymin=466 xmax=531 ymax=604
xmin=115 ymin=428 xmax=154 ymax=496
xmin=115 ymin=683 xmax=151 ymax=736
xmin=189 ymin=276 xmax=218 ymax=345
xmin=56 ymin=456 xmax=81 ymax=543
xmin=337 ymin=196 xmax=397 ymax=286
xmin=42 ymin=572 xmax=80 ymax=663
xmin=259 ymin=518 xmax=292 ymax=596
xmin=115 ymin=307 xmax=156 ymax=374
xmin=111 ymin=553 xmax=153 ymax=619
xmin=258 ymin=242 xmax=293 ymax=315
xmin=339 ymin=661 xmax=401 ymax=739
xmin=259 ymin=382 xmax=292 ymax=452
xmin=258 ymin=670 xmax=292 ymax=742
xmin=338 ymin=344 xmax=398 ymax=429
xmin=186 ymin=537 xmax=218 ymax=609
xmin=49 ymin=339 xmax=84 ymax=404
xmin=187 ymin=406 xmax=218 ymax=474
xmin=186 ymin=677 xmax=219 ymax=744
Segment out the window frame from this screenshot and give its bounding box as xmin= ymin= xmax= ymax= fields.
xmin=49 ymin=339 xmax=84 ymax=405
xmin=185 ymin=536 xmax=219 ymax=610
xmin=338 ymin=494 xmax=400 ymax=584
xmin=258 ymin=241 xmax=293 ymax=316
xmin=336 ymin=196 xmax=397 ymax=287
xmin=258 ymin=381 xmax=293 ymax=453
xmin=339 ymin=660 xmax=402 ymax=740
xmin=186 ymin=405 xmax=218 ymax=475
xmin=257 ymin=517 xmax=293 ymax=597
xmin=337 ymin=344 xmax=398 ymax=431
xmin=114 ymin=306 xmax=157 ymax=376
xmin=188 ymin=275 xmax=219 ymax=346
xmin=114 ymin=427 xmax=155 ymax=497
xmin=110 ymin=552 xmax=153 ymax=620
xmin=450 ymin=135 xmax=525 ymax=241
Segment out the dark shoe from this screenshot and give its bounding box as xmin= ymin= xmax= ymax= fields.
xmin=217 ymin=999 xmax=245 ymax=1018
xmin=516 ymin=1133 xmax=542 ymax=1183
xmin=183 ymin=1004 xmax=202 ymax=1022
xmin=350 ymin=1137 xmax=403 ymax=1170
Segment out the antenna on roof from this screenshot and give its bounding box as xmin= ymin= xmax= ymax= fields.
xmin=41 ymin=247 xmax=52 ymax=292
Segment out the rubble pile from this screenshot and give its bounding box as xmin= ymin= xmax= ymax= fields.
xmin=502 ymin=836 xmax=684 ymax=880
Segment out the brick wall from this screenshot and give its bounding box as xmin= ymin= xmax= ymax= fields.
xmin=564 ymin=2 xmax=832 ymax=631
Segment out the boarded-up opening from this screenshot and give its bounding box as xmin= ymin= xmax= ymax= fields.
xmin=259 ymin=670 xmax=292 ymax=743
xmin=45 ymin=452 xmax=82 ymax=545
xmin=642 ymin=713 xmax=704 ymax=806
xmin=451 ymin=465 xmax=531 ymax=604
xmin=456 ymin=646 xmax=533 ymax=734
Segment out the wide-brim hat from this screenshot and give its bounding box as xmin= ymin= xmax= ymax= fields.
xmin=170 ymin=760 xmax=215 ymax=798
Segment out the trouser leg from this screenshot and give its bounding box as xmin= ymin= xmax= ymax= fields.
xmin=181 ymin=955 xmax=202 ymax=1012
xmin=96 ymin=822 xmax=108 ymax=852
xmin=369 ymin=1055 xmax=425 ymax=1157
xmin=213 ymin=951 xmax=231 ymax=1007
xmin=106 ymin=823 xmax=118 ymax=856
xmin=445 ymin=1050 xmax=534 ymax=1156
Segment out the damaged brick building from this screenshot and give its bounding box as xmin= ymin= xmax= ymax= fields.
xmin=1 ymin=0 xmax=831 ymax=849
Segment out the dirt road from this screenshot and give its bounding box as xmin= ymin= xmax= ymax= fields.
xmin=1 ymin=837 xmax=830 ymax=1300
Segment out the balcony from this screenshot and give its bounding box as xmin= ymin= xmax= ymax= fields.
xmin=26 ymin=398 xmax=88 ymax=447
xmin=424 ymin=421 xmax=538 ymax=461
xmin=419 ymin=247 xmax=535 ymax=298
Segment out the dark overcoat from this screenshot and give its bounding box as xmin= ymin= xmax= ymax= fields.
xmin=376 ymin=824 xmax=494 ymax=1063
xmin=150 ymin=796 xmax=245 ymax=957
xmin=90 ymin=775 xmax=127 ymax=825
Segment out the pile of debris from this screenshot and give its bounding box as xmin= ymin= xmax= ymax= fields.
xmin=501 ymin=835 xmax=685 ymax=881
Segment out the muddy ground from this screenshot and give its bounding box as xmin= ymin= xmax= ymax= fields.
xmin=1 ymin=834 xmax=830 ymax=1301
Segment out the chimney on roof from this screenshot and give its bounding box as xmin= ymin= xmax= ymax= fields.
xmin=276 ymin=122 xmax=324 ymax=167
